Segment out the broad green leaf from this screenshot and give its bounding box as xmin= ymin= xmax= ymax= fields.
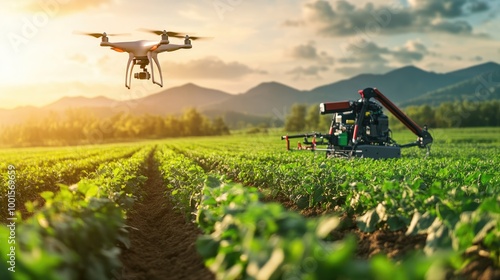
xmin=316 ymin=217 xmax=340 ymax=238
xmin=357 ymin=209 xmax=379 ymax=233
xmin=406 ymin=212 xmax=436 ymax=236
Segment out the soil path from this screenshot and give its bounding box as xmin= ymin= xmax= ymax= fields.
xmin=118 ymin=149 xmax=214 ymax=280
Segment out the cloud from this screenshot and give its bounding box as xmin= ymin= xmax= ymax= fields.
xmin=287 ymin=41 xmax=334 ymax=65
xmin=471 ymin=55 xmax=483 ymax=61
xmin=289 ymin=42 xmax=319 ymax=60
xmin=408 ymin=0 xmax=467 ymax=18
xmin=283 ymin=19 xmax=303 ymax=27
xmin=432 ymin=19 xmax=473 ymax=34
xmin=467 ymin=0 xmax=490 ymax=13
xmin=392 ymin=40 xmax=429 ymax=64
xmin=335 ymin=40 xmax=429 ymax=75
xmin=336 ymin=64 xmax=393 ymax=77
xmin=162 ymin=56 xmax=267 ymax=80
xmin=286 ymin=65 xmax=329 ymax=79
xmin=409 ymin=0 xmax=491 ymax=17
xmin=22 ymin=0 xmax=114 ymax=15
xmin=286 ymin=0 xmax=491 ymax=37
xmin=286 ymin=42 xmax=334 ymax=79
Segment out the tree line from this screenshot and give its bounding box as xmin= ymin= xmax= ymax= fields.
xmin=284 ymin=100 xmax=500 ymax=132
xmin=391 ymin=100 xmax=500 ymax=129
xmin=0 ymin=108 xmax=230 ymax=147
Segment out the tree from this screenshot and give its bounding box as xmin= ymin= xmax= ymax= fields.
xmin=319 ymin=114 xmax=333 ymax=133
xmin=183 ymin=108 xmax=205 ymax=136
xmin=285 ymin=104 xmax=307 ymax=132
xmin=305 ymin=104 xmax=320 ymax=131
xmin=212 ymin=117 xmax=230 ymax=135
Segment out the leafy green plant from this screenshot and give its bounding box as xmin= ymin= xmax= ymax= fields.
xmin=195 ymin=176 xmax=450 ymax=280
xmin=0 ymin=146 xmax=152 ymax=279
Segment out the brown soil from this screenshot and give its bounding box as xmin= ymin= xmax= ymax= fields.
xmin=117 ymin=150 xmax=214 ymax=280
xmin=459 ymin=248 xmax=500 ymax=280
xmin=353 ymin=228 xmax=426 ymax=259
xmin=329 ymin=216 xmax=427 ymax=260
xmin=459 ymin=257 xmax=500 ymax=280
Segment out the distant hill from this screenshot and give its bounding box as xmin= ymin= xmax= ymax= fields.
xmin=201 ymin=82 xmax=310 ymax=115
xmin=443 ymin=61 xmax=500 ymax=80
xmin=132 ymin=83 xmax=232 ymax=115
xmin=45 ymin=96 xmax=117 ymax=110
xmin=310 ymin=62 xmax=500 ymax=104
xmin=203 ymin=109 xmax=284 ymax=129
xmin=309 ymin=66 xmax=444 ymax=103
xmin=401 ymin=69 xmax=500 ymax=107
xmin=202 ymin=62 xmax=500 ymax=116
xmin=1 ymin=61 xmax=499 ymax=128
xmin=0 ymin=106 xmax=43 ymax=126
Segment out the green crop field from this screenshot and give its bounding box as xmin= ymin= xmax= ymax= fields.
xmin=0 ymin=127 xmax=499 ymax=279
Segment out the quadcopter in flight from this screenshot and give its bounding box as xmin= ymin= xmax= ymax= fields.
xmin=76 ymin=29 xmax=210 ymax=89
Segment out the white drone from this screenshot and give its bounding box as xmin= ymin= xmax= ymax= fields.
xmin=76 ymin=29 xmax=209 ymax=89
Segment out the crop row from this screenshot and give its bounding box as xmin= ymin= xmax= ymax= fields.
xmin=0 ymin=146 xmax=102 ymax=164
xmin=0 ymin=142 xmax=144 ymax=167
xmin=155 ymin=145 xmax=206 ymax=218
xmin=169 ymin=142 xmax=500 ymax=271
xmin=0 ymin=145 xmax=141 ymax=221
xmin=0 ymin=145 xmax=152 ymax=280
xmin=0 ymin=134 xmax=496 ymax=279
xmin=155 ymin=146 xmax=451 ymax=279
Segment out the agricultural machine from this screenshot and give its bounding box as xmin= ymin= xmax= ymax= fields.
xmin=281 ymin=87 xmax=433 ymax=159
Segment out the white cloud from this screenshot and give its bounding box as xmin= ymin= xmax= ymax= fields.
xmin=286 ymin=65 xmax=329 ymax=79
xmin=334 ymin=39 xmax=431 ymax=75
xmin=162 ymin=56 xmax=267 ymax=80
xmin=287 ymin=41 xmax=334 ymax=65
xmin=285 ymin=0 xmax=492 ymax=37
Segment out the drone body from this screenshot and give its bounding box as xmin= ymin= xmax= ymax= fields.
xmin=78 ymin=30 xmax=206 ymax=89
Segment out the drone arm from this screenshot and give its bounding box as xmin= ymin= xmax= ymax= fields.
xmin=125 ymin=53 xmax=134 ymax=89
xmin=148 ymin=51 xmax=163 ymax=87
xmin=154 ymin=44 xmax=191 ymax=54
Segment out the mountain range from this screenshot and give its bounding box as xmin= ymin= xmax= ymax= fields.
xmin=1 ymin=61 xmax=499 ymax=128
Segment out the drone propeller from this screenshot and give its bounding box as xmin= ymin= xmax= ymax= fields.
xmin=138 ymin=28 xmax=186 ymax=38
xmin=185 ymin=35 xmax=213 ymax=41
xmin=73 ymin=31 xmax=130 ymax=38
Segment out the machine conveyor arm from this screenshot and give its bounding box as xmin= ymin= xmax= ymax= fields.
xmin=359 ymin=87 xmax=433 ymax=148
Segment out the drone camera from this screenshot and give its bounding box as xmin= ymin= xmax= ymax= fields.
xmin=134 ymin=71 xmax=151 ymax=80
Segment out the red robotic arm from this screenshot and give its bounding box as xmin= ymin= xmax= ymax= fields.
xmin=359 ymin=87 xmax=433 ymax=148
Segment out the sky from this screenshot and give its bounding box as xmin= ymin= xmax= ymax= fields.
xmin=0 ymin=0 xmax=499 ymax=109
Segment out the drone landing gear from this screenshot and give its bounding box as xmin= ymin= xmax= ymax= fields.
xmin=125 ymin=55 xmax=163 ymax=89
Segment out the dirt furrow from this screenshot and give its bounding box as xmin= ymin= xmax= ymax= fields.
xmin=118 ymin=149 xmax=214 ymax=280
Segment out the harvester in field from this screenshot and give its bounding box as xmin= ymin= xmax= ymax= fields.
xmin=281 ymin=87 xmax=433 ymax=159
